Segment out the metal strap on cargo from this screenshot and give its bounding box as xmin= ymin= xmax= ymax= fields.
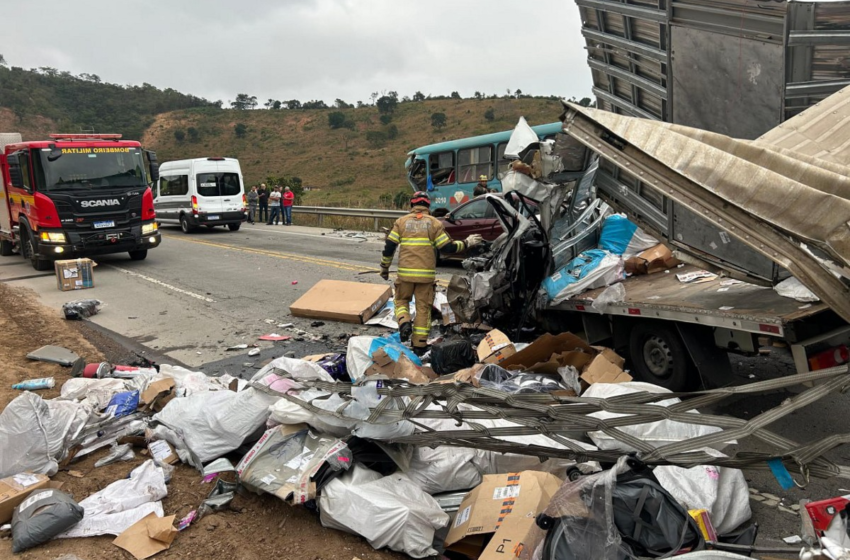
xmin=251 ymin=365 xmax=850 ymax=479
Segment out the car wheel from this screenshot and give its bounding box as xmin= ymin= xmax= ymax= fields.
xmin=0 ymin=239 xmax=13 ymax=256
xmin=129 ymin=250 xmax=148 ymax=261
xmin=628 ymin=321 xmax=693 ymax=391
xmin=228 ymin=223 xmax=241 ymax=232
xmin=180 ymin=215 xmax=195 ymax=234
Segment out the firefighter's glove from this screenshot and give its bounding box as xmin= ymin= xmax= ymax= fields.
xmin=379 ymin=265 xmax=390 ymax=281
xmin=465 ymin=234 xmax=484 ymax=249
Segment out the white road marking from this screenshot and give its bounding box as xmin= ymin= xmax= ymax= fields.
xmin=108 ymin=265 xmax=216 ymax=303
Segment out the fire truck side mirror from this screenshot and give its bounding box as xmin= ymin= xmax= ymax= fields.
xmin=146 ymin=150 xmax=160 ymax=184
xmin=6 ymin=153 xmax=25 ymax=189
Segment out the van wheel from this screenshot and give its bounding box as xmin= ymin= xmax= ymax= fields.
xmin=228 ymin=223 xmax=241 ymax=232
xmin=129 ymin=250 xmax=148 ymax=261
xmin=180 ymin=215 xmax=195 ymax=234
xmin=0 ymin=239 xmax=13 ymax=256
xmin=23 ymin=231 xmax=52 ymax=271
xmin=628 ymin=322 xmax=693 ymax=391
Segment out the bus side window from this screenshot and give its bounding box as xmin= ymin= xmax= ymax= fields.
xmin=458 ymin=146 xmax=493 ymax=183
xmin=430 ymin=151 xmax=455 ymax=186
xmin=497 ymin=142 xmax=511 ymax=176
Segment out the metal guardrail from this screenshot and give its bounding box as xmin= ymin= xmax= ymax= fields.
xmin=292 ymin=206 xmax=406 ymax=229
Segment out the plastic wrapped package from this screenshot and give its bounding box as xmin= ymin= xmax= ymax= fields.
xmin=654 ymin=449 xmax=752 ymax=535
xmin=591 ymin=283 xmax=626 ymax=314
xmin=583 ymin=382 xmax=728 ymax=452
xmin=153 ymin=387 xmax=280 ymax=466
xmin=62 ymin=299 xmax=102 ymax=320
xmin=430 ymin=339 xmax=477 ymax=375
xmin=12 ymin=490 xmax=84 ymax=552
xmin=104 ymin=391 xmax=139 ymax=418
xmin=599 ymin=214 xmax=658 ymax=258
xmin=347 ymin=335 xmax=422 ymax=382
xmin=94 ymin=443 xmax=135 ymax=467
xmin=543 ymin=249 xmax=624 ymax=304
xmin=319 ymin=465 xmax=450 ymax=558
xmin=158 ymin=364 xmax=226 ymax=396
xmin=774 ymin=276 xmax=820 ymax=302
xmin=58 ymin=460 xmax=167 ymax=538
xmin=406 ymin=446 xmax=482 ymax=494
xmin=0 ymin=392 xmax=93 ymax=478
xmin=250 ymin=356 xmax=335 ymax=386
xmin=60 ymin=378 xmax=128 ymax=410
xmin=479 ymin=365 xmax=569 ymax=394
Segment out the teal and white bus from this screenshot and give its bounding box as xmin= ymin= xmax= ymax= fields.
xmin=405 ymin=122 xmax=563 ymax=212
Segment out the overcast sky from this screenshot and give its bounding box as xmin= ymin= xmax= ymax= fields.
xmin=4 ymin=0 xmax=592 ymax=106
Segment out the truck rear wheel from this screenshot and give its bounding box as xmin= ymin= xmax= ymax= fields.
xmin=129 ymin=250 xmax=148 ymax=261
xmin=0 ymin=239 xmax=13 ymax=257
xmin=180 ymin=215 xmax=195 ymax=234
xmin=628 ymin=322 xmax=693 ymax=391
xmin=22 ymin=231 xmax=52 ymax=271
xmin=228 ymin=223 xmax=241 ymax=231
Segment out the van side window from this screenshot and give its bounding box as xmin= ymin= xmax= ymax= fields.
xmin=458 ymin=146 xmax=493 ymax=183
xmin=159 ymin=175 xmax=188 ymax=196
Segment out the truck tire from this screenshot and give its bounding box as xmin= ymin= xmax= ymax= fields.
xmin=180 ymin=214 xmax=195 ymax=234
xmin=22 ymin=230 xmax=52 ymax=271
xmin=228 ymin=223 xmax=241 ymax=232
xmin=628 ymin=322 xmax=693 ymax=391
xmin=0 ymin=239 xmax=13 ymax=256
xmin=129 ymin=249 xmax=148 ymax=261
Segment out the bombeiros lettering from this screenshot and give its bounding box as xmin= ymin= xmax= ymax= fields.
xmin=80 ymin=199 xmax=120 ymax=208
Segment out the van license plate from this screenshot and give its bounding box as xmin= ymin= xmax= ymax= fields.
xmin=93 ymin=220 xmax=115 ymax=229
xmin=208 ymin=215 xmax=220 ymax=220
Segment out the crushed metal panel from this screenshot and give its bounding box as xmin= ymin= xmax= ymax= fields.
xmin=561 ymin=103 xmax=850 ymax=323
xmin=670 ymin=26 xmax=785 ymax=138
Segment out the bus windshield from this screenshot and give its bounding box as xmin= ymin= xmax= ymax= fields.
xmin=33 ymin=147 xmax=147 ymax=192
xmin=406 ymin=122 xmax=563 ymax=211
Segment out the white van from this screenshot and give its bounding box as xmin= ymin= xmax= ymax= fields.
xmin=154 ymin=157 xmax=247 ymax=232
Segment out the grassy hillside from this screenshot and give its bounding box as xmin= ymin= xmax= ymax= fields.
xmin=142 ymin=97 xmax=564 ymax=206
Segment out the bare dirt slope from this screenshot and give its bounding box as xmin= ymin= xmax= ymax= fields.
xmin=0 ymin=283 xmax=402 ymax=560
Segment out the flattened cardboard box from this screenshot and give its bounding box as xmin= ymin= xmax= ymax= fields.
xmin=445 ymin=471 xmax=563 ymax=560
xmin=0 ymin=472 xmax=51 ymax=524
xmin=55 ymin=258 xmax=96 ymax=291
xmin=290 ymin=280 xmax=391 ymax=324
xmin=477 ymin=329 xmax=516 ymax=364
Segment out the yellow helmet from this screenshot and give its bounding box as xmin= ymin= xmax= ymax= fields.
xmin=478 ymin=175 xmax=488 ymax=182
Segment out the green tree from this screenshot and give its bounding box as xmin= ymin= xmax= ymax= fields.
xmin=231 ymin=93 xmax=257 ymax=110
xmin=174 ymin=129 xmax=185 ymax=142
xmin=376 ymin=95 xmax=398 ymax=115
xmin=272 ymin=100 xmax=282 ymax=110
xmin=514 ymin=89 xmax=523 ymax=98
xmin=328 ymin=111 xmax=347 ymax=129
xmin=234 ymin=123 xmax=248 ymax=137
xmin=430 ymin=112 xmax=447 ymax=130
xmin=284 ymin=99 xmax=302 ymax=109
xmin=379 ymin=114 xmax=393 ymax=125
xmin=264 ymin=98 xmax=276 ymax=109
xmin=187 ymin=127 xmax=199 ymax=142
xmin=386 ymin=124 xmax=399 ymax=140
xmin=450 ymin=91 xmax=461 ymax=99
xmin=302 ymin=99 xmax=328 ymax=109
xmin=365 ymin=130 xmax=387 ymax=148
xmin=474 ymin=91 xmax=482 ymax=100
xmin=484 ymin=108 xmax=495 ymax=121
xmin=578 ymin=97 xmax=593 ymax=107
xmin=412 ymin=91 xmax=425 ymax=102
xmin=0 ymin=54 xmax=6 ymax=67
xmin=334 ymin=98 xmax=351 ymax=109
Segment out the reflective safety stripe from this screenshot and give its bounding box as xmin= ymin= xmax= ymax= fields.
xmin=381 ymin=256 xmax=392 ymax=265
xmin=398 ymin=267 xmax=436 ymax=276
xmin=413 ymin=328 xmax=430 ymax=335
xmin=388 ymin=231 xmax=400 ymax=242
xmin=400 ymin=239 xmax=433 ymax=246
xmin=454 ymin=241 xmax=465 ymax=251
xmin=395 ymin=307 xmax=409 ymax=317
xmin=435 ymin=234 xmax=450 ymax=248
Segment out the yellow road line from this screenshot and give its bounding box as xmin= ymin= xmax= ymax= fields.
xmin=163 ymin=234 xmax=449 ymax=286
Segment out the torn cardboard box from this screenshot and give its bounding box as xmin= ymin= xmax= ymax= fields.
xmin=0 ymin=473 xmax=50 ymax=524
xmin=625 ymin=244 xmax=682 ymax=276
xmin=290 ymin=280 xmax=392 ymax=324
xmin=140 ymin=378 xmax=176 ymax=413
xmin=365 ymin=349 xmax=435 ymax=384
xmin=113 ymin=513 xmax=177 ymax=560
xmin=445 ymin=471 xmax=563 ymax=560
xmin=477 ymin=329 xmax=516 ymax=364
xmin=147 ymin=440 xmax=179 ymax=465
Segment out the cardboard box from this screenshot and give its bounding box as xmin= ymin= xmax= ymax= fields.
xmin=364 ymin=348 xmax=435 ymax=384
xmin=290 ymin=280 xmax=392 ymax=324
xmin=0 ymin=472 xmax=51 ymax=523
xmin=580 ymin=354 xmax=632 ymax=385
xmin=148 ymin=439 xmax=179 ymax=465
xmin=625 ymin=244 xmax=681 ymax=276
xmin=477 ymin=329 xmax=516 ymax=364
xmin=55 ymin=258 xmax=95 ymax=291
xmin=440 ymin=302 xmax=458 ymax=326
xmin=499 ymin=332 xmax=594 ymax=373
xmin=140 ymin=378 xmax=176 ymax=412
xmin=445 ymin=471 xmax=563 ymax=560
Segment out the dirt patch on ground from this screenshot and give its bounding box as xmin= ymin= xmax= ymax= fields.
xmin=0 ymin=283 xmax=403 ymax=560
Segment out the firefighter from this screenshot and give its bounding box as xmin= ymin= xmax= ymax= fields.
xmin=473 ymin=175 xmax=489 ymax=197
xmin=380 ymin=191 xmax=483 ymax=352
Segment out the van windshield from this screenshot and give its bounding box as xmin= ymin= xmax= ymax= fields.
xmin=197 ymin=173 xmax=241 ymax=197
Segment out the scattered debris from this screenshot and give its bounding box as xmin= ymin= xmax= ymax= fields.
xmin=26 ymin=345 xmax=80 ymax=367
xmin=112 ymin=513 xmax=177 ymax=560
xmin=12 ymin=377 xmax=55 ymax=391
xmin=258 ymin=334 xmax=290 ymax=341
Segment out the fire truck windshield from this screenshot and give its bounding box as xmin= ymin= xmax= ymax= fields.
xmin=32 ymin=147 xmax=147 ymax=192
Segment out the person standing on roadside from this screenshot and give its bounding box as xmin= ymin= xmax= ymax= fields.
xmin=258 ymin=184 xmax=269 ymax=223
xmin=267 ymin=186 xmax=283 ymax=225
xmin=246 ymin=186 xmax=259 ymax=224
xmin=282 ymin=186 xmax=295 ymax=226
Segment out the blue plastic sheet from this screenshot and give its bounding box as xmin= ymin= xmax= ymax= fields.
xmin=105 ymin=391 xmax=139 ymax=418
xmin=368 ymin=333 xmax=423 ymax=366
xmin=599 ymin=215 xmax=638 ymax=256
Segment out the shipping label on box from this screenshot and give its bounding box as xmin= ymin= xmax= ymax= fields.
xmin=0 ymin=472 xmax=51 ymax=524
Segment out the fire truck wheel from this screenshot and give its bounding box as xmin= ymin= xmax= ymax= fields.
xmin=0 ymin=239 xmax=13 ymax=256
xmin=129 ymin=250 xmax=148 ymax=261
xmin=23 ymin=232 xmax=52 ymax=271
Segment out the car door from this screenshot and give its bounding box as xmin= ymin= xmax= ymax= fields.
xmin=445 ymin=198 xmax=494 ymax=240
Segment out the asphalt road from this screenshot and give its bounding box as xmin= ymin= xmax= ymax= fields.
xmin=2 ymin=221 xmax=848 ymax=551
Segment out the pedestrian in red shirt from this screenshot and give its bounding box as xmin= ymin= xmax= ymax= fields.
xmin=282 ymin=186 xmax=295 ymax=226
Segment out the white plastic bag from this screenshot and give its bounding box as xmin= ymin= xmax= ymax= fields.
xmin=584 ymin=382 xmax=729 ymax=452
xmin=591 ymin=282 xmax=626 ymax=314
xmin=346 ymin=336 xmax=378 ymax=381
xmin=774 ymin=276 xmax=820 ymax=302
xmin=153 ymin=387 xmax=279 ymax=466
xmin=655 ymin=449 xmax=752 ymax=534
xmin=407 ymin=446 xmax=482 ymax=494
xmin=58 ymin=460 xmax=167 ymax=538
xmin=60 ymin=378 xmax=128 ymax=410
xmin=319 ymin=465 xmax=449 ymax=558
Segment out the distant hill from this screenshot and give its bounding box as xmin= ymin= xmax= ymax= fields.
xmin=143 ymin=97 xmax=565 ymax=206
xmin=0 ymin=64 xmax=214 ymax=140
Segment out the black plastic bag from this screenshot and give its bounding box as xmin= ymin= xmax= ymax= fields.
xmin=12 ymin=489 xmax=84 ymax=552
xmin=62 ymin=299 xmax=101 ymax=320
xmin=429 ymin=339 xmax=476 ymax=375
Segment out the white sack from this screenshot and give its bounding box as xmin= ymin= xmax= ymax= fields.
xmin=0 ymin=392 xmax=93 ymax=478
xmin=584 ymin=382 xmax=728 ymax=452
xmin=60 ymin=378 xmax=128 ymax=410
xmin=500 ymin=170 xmax=552 ymax=200
xmin=346 ymin=336 xmax=378 ymax=382
xmin=251 ymin=356 xmax=335 ymax=385
xmin=320 ymin=466 xmax=449 ymax=558
xmin=655 ymin=450 xmax=752 ymax=535
xmin=158 ymin=364 xmax=230 ymax=395
xmin=407 ymin=446 xmax=482 ymax=494
xmin=774 ymin=276 xmax=820 ymax=303
xmin=153 ymin=387 xmax=279 ymax=466
xmin=504 ymin=116 xmax=539 ymax=159
xmin=58 ymin=460 xmax=167 ymax=538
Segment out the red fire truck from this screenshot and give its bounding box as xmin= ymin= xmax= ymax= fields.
xmin=0 ymin=133 xmax=162 ymax=270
